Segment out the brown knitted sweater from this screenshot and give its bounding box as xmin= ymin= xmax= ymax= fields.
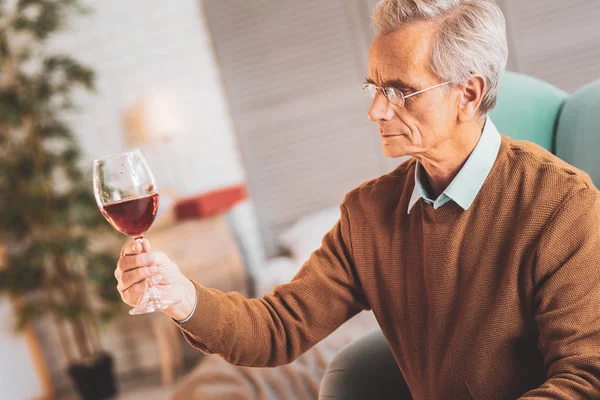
xmin=178 ymin=135 xmax=600 ymax=399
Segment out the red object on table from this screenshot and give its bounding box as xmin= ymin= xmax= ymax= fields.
xmin=174 ymin=184 xmax=247 ymax=221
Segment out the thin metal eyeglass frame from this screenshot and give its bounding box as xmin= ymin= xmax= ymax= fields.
xmin=363 ymin=81 xmax=452 ymax=107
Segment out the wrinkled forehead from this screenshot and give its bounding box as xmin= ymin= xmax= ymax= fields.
xmin=368 ymin=22 xmax=438 ymax=85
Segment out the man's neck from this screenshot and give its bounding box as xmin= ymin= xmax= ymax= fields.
xmin=417 ymin=120 xmax=485 ymax=198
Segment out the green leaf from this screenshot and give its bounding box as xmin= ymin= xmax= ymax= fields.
xmin=0 ymin=89 xmax=22 ymax=125
xmin=0 ymin=270 xmax=9 ymax=293
xmin=64 ymin=165 xmax=83 ymax=181
xmin=1 ymin=258 xmax=46 ymax=296
xmin=62 ymin=145 xmax=81 ymax=163
xmin=64 ymin=234 xmax=88 ymax=255
xmin=1 ymin=202 xmax=32 ymax=239
xmin=15 ymin=300 xmax=48 ymax=331
xmin=17 ymin=0 xmax=42 ymax=11
xmin=86 ymin=251 xmax=121 ymax=309
xmin=43 ymin=55 xmax=95 ymax=91
xmin=15 ymin=1 xmax=62 ymax=40
xmin=40 ymin=119 xmax=74 ymax=140
xmin=60 ymin=298 xmax=89 ymax=320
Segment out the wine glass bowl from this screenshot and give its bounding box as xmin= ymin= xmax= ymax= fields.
xmin=93 ymin=149 xmax=180 ymax=315
xmin=100 ymin=192 xmax=159 ymax=239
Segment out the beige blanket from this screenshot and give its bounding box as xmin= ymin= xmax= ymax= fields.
xmin=172 ymin=311 xmax=379 ymax=400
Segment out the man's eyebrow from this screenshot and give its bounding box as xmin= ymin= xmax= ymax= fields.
xmin=364 ymin=76 xmax=415 ymax=90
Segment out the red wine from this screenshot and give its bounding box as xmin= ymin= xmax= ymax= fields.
xmin=102 ymin=193 xmax=159 ymax=238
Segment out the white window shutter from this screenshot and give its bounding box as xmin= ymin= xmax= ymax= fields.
xmin=203 ymin=0 xmax=387 ymax=256
xmin=499 ymin=0 xmax=600 ymax=92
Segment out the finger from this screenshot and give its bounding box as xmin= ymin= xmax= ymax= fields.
xmin=114 ymin=267 xmax=122 ymax=281
xmin=152 ymin=250 xmax=170 ymax=265
xmin=121 ymin=241 xmax=143 ymax=257
xmin=142 ymin=239 xmax=152 ymax=253
xmin=117 ymin=252 xmax=156 ymax=272
xmin=121 ymin=280 xmax=146 ymax=305
xmin=117 ymin=267 xmax=151 ymax=294
xmin=121 ymin=265 xmax=158 ymax=290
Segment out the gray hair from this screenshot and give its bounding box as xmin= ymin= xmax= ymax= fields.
xmin=372 ymin=0 xmax=508 ymax=116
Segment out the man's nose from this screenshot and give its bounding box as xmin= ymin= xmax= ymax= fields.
xmin=367 ymin=90 xmax=394 ymax=122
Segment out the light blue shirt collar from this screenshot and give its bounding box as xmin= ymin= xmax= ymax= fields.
xmin=407 ymin=116 xmax=501 ymax=214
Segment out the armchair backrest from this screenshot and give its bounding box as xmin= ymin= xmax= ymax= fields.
xmin=555 ymin=79 xmax=600 ymax=186
xmin=490 ymin=71 xmax=600 ymax=187
xmin=490 ymin=71 xmax=567 ymax=152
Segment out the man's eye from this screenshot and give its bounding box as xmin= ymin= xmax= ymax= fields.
xmin=392 ymin=87 xmax=412 ymax=96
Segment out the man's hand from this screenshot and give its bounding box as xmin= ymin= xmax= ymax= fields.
xmin=115 ymin=239 xmax=197 ymax=321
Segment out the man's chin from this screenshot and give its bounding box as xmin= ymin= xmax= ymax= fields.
xmin=381 ymin=145 xmax=408 ymax=159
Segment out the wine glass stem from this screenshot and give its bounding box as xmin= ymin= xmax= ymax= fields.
xmin=146 ymin=278 xmax=161 ymax=300
xmin=135 ymin=237 xmax=161 ymax=301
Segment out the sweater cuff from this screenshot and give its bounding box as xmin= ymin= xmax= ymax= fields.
xmin=173 ymin=280 xmax=224 ymax=351
xmin=173 ymin=279 xmax=198 ymax=324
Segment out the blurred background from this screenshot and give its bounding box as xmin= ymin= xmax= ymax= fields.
xmin=1 ymin=0 xmax=599 ymax=399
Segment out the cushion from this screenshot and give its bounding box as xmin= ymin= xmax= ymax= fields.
xmin=555 ymin=79 xmax=600 ymax=187
xmin=278 ymin=206 xmax=340 ymax=263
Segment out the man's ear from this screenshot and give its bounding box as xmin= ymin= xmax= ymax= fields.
xmin=457 ymin=75 xmax=486 ymax=122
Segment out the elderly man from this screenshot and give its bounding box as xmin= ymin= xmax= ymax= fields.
xmin=114 ymin=0 xmax=600 ymax=398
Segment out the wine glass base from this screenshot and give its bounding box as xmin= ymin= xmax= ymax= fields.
xmin=128 ymin=297 xmax=181 ymax=315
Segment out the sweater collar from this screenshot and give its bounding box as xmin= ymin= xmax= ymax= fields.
xmin=408 ymin=116 xmax=501 ymax=214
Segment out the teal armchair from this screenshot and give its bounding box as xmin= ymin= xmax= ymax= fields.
xmin=319 ymin=72 xmax=600 ymax=400
xmin=490 ymin=71 xmax=600 ymax=186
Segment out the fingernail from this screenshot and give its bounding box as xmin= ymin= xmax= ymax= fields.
xmin=148 ymin=265 xmax=158 ymax=274
xmin=151 ymin=275 xmax=162 ymax=284
xmin=131 ymin=243 xmax=136 ymax=252
xmin=146 ymin=253 xmax=155 ymax=264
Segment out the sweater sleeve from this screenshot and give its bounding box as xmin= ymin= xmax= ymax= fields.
xmin=519 ymin=187 xmax=600 ymax=399
xmin=174 ymin=203 xmax=369 ymax=367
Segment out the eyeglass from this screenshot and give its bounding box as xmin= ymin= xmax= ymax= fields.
xmin=362 ymin=81 xmax=452 ymax=107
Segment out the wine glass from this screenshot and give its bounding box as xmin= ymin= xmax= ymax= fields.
xmin=93 ymin=149 xmax=180 ymax=315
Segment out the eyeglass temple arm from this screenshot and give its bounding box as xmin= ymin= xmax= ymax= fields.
xmin=403 ymin=81 xmax=452 ymax=99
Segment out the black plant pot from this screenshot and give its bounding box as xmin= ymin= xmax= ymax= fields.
xmin=68 ymin=352 xmax=118 ymax=400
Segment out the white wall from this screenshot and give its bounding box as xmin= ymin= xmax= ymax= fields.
xmin=53 ymin=1 xmax=242 ymax=188
xmin=0 ymin=301 xmax=42 ymax=400
xmin=50 ymin=0 xmax=265 ymax=273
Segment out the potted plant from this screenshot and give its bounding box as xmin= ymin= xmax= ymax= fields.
xmin=0 ymin=1 xmax=122 ymax=399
